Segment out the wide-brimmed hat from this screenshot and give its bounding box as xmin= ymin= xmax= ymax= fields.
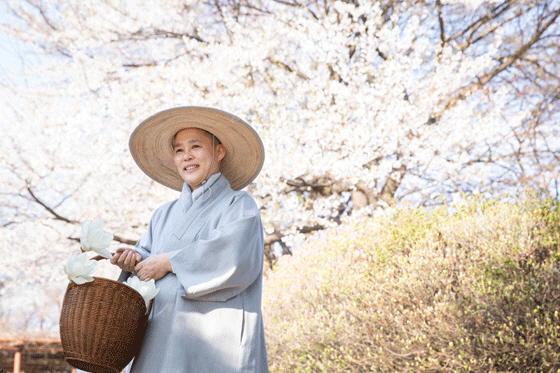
xmin=129 ymin=106 xmax=265 ymax=191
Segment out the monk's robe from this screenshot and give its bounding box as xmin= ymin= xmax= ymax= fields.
xmin=126 ymin=173 xmax=268 ymax=373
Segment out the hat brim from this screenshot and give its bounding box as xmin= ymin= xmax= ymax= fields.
xmin=129 ymin=106 xmax=265 ymax=191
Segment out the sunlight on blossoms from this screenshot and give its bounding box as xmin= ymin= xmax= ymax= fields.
xmin=1 ymin=0 xmax=558 ymax=336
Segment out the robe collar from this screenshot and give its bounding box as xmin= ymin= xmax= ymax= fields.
xmin=173 ymin=173 xmax=230 ymax=240
xmin=179 ymin=172 xmax=222 ymax=213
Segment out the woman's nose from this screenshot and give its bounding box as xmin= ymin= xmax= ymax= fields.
xmin=183 ymin=151 xmax=193 ymax=161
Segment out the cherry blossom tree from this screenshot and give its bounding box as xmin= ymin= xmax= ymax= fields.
xmin=0 ymin=0 xmax=559 ymax=333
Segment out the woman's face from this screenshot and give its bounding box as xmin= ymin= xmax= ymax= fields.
xmin=173 ymin=128 xmax=225 ymax=191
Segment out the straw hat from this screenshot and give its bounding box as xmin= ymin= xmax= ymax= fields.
xmin=129 ymin=106 xmax=265 ymax=191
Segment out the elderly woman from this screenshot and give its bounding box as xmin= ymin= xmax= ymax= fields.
xmin=110 ymin=107 xmax=269 ymax=373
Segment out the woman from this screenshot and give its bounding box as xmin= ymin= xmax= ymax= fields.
xmin=110 ymin=106 xmax=269 ymax=373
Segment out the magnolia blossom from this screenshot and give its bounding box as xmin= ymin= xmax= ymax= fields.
xmin=80 ymin=220 xmax=113 ymax=259
xmin=124 ymin=276 xmax=160 ymax=309
xmin=63 ymin=252 xmax=98 ymax=284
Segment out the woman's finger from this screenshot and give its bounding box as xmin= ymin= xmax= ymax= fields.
xmin=109 ymin=251 xmax=121 ymax=265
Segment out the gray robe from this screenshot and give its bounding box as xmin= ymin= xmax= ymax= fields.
xmin=127 ymin=174 xmax=268 ymax=373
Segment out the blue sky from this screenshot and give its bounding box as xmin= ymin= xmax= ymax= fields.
xmin=0 ymin=2 xmax=28 ymax=79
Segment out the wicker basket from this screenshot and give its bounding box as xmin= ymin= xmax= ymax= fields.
xmin=59 ymin=276 xmax=151 ymax=373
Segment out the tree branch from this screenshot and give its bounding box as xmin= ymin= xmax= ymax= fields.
xmin=113 ymin=235 xmax=138 ymax=246
xmin=436 ymin=0 xmax=446 ymax=46
xmin=26 ymin=185 xmax=139 ymax=246
xmin=477 ymin=7 xmax=560 ymax=87
xmin=447 ymin=1 xmax=514 ymax=45
xmin=432 ymin=6 xmax=560 ymax=123
xmin=26 ymin=186 xmax=76 ymax=224
xmin=267 ymin=58 xmax=310 ymax=80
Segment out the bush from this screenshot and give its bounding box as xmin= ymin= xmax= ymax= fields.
xmin=263 ymin=196 xmax=560 ymax=372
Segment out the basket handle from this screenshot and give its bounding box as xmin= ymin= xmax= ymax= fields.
xmin=92 ymin=252 xmax=154 ymax=315
xmin=91 ymin=253 xmax=134 ymax=281
xmin=146 ymin=298 xmax=154 ymax=315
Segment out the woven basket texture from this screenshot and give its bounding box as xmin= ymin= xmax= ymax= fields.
xmin=59 ymin=277 xmax=150 ymax=373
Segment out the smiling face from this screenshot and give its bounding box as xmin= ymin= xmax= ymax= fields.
xmin=172 ymin=128 xmax=226 ymax=191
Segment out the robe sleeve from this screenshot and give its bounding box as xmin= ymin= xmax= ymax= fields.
xmin=134 ymin=218 xmax=154 ymax=261
xmin=135 ymin=200 xmax=176 ymax=260
xmin=167 ymin=194 xmax=264 ymax=302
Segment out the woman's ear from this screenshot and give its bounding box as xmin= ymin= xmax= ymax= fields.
xmin=217 ymin=144 xmax=226 ymax=162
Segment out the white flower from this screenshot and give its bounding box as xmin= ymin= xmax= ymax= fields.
xmin=80 ymin=220 xmax=113 ymax=259
xmin=63 ymin=252 xmax=98 ymax=284
xmin=124 ymin=276 xmax=160 ymax=308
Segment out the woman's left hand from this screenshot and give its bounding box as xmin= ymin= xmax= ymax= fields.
xmin=135 ymin=253 xmax=172 ymax=282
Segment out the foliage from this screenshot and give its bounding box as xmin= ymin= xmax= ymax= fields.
xmin=263 ymin=196 xmax=560 ymax=372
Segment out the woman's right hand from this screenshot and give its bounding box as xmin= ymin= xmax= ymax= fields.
xmin=110 ymin=248 xmax=142 ymax=272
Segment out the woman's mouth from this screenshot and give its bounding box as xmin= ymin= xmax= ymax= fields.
xmin=184 ymin=165 xmax=198 ymax=172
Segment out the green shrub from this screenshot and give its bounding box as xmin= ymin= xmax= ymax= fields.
xmin=263 ymin=196 xmax=560 ymax=372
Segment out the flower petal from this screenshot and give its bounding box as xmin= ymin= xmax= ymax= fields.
xmin=80 ymin=221 xmax=113 ymax=252
xmin=91 ymin=246 xmax=112 ymax=259
xmin=89 ymin=221 xmax=104 ymax=231
xmin=79 ymin=237 xmax=89 ymax=251
xmin=64 ymin=252 xmax=98 ymax=283
xmin=71 ymin=275 xmax=94 ymax=284
xmin=81 ymin=220 xmax=91 ymax=239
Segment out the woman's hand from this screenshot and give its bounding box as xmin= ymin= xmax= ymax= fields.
xmin=135 ymin=253 xmax=172 ymax=282
xmin=110 ymin=248 xmax=142 ymax=272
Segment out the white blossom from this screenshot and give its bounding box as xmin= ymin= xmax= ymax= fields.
xmin=63 ymin=252 xmax=98 ymax=284
xmin=124 ymin=276 xmax=160 ymax=309
xmin=80 ymin=220 xmax=113 ymax=259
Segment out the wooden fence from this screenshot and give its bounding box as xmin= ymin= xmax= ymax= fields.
xmin=0 ymin=339 xmax=75 ymax=373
